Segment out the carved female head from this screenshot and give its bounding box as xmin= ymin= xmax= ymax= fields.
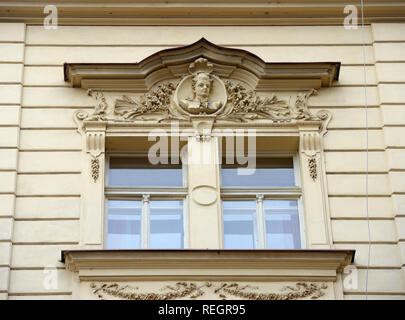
xmin=191 ymin=73 xmax=214 ymax=99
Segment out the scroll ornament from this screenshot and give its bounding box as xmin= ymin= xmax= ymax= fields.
xmin=90 ymin=281 xmax=328 ymax=300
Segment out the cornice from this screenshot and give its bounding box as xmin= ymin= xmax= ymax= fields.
xmin=62 ymin=249 xmax=355 ymax=281
xmin=64 ymin=38 xmax=340 ymax=91
xmin=1 ymin=1 xmax=405 ymax=25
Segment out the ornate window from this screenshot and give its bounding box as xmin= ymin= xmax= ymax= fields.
xmin=68 ymin=38 xmax=338 ymax=250
xmin=62 ymin=39 xmax=358 ymax=300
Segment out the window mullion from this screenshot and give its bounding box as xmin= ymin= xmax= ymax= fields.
xmin=141 ymin=194 xmax=150 ymax=248
xmin=256 ymin=194 xmax=266 ymax=249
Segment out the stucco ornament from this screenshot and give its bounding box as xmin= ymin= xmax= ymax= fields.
xmin=174 ymin=58 xmax=227 ymax=115
xmin=79 ymin=58 xmax=325 ymax=125
xmin=90 ymin=281 xmax=328 ymax=300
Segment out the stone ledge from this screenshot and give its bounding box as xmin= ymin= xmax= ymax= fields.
xmin=62 ymin=249 xmax=355 ymax=282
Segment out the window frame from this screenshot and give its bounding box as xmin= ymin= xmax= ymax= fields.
xmin=103 ymin=152 xmax=190 ymax=249
xmin=219 ymin=152 xmax=306 ymax=249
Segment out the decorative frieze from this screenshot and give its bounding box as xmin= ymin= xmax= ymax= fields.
xmin=76 ymin=58 xmax=327 ymax=127
xmin=90 ymin=281 xmax=328 ymax=300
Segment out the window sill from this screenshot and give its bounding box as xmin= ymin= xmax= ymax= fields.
xmin=62 ymin=249 xmax=354 ymax=282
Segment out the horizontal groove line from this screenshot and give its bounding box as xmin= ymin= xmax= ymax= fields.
xmin=378 ymin=82 xmax=405 ymax=85
xmin=309 ymin=105 xmax=380 ymax=109
xmin=8 ymin=292 xmax=72 ymax=296
xmin=350 ymin=266 xmax=401 ymax=270
xmin=23 ymin=85 xmax=70 ymax=88
xmin=14 ymin=218 xmax=79 ymax=221
xmin=20 ymin=128 xmax=77 ymax=131
xmin=344 ymin=292 xmax=405 ymax=295
xmin=20 ymin=127 xmax=77 ymax=130
xmin=17 ymin=172 xmax=81 ymax=175
xmin=12 ymin=242 xmax=79 ymax=245
xmin=328 ymin=217 xmax=394 ymax=221
xmin=374 ymin=40 xmax=405 ymax=44
xmin=327 ymin=128 xmax=382 ymax=131
xmin=0 ymin=265 xmax=10 ymax=268
xmin=16 ymin=195 xmax=81 ymax=198
xmin=334 ymin=241 xmax=398 ymax=244
xmin=24 ymin=43 xmax=374 ymax=48
xmin=11 ymin=267 xmax=66 ymax=271
xmin=0 ymin=41 xmax=24 ymax=44
xmin=0 ymin=125 xmax=19 ymax=128
xmin=15 ymin=195 xmax=80 ymax=198
xmin=328 ymin=195 xmax=390 ymax=198
xmin=0 ymin=169 xmax=17 ymax=172
xmin=23 ymin=63 xmax=377 ymax=67
xmin=0 ymin=216 xmax=13 ymax=219
xmin=21 ymin=106 xmax=92 ymax=109
xmin=0 ymin=82 xmax=22 ymax=85
xmin=324 ymin=149 xmax=385 ymax=152
xmin=383 ymin=124 xmax=405 ymax=128
xmin=19 ymin=149 xmax=82 ymax=152
xmin=326 ymin=172 xmax=387 ymax=175
xmin=0 ymin=240 xmax=12 ymax=243
xmin=378 ymin=102 xmax=405 ymax=105
xmin=376 ymin=61 xmax=405 ymax=64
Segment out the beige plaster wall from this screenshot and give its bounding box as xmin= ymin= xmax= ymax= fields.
xmin=0 ymin=23 xmax=404 ymax=300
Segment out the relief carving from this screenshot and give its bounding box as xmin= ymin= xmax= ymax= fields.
xmin=308 ymin=157 xmax=318 ymax=181
xmin=90 ymin=281 xmax=328 ymax=300
xmin=114 ymin=82 xmax=178 ymax=121
xmin=176 ymin=58 xmax=226 ymax=115
xmin=76 ymin=58 xmax=325 ymax=125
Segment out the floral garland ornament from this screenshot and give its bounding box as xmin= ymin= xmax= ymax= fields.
xmin=308 ymin=157 xmax=318 ymax=181
xmin=90 ymin=282 xmax=328 ymax=300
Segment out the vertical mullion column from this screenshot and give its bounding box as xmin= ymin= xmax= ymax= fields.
xmin=141 ymin=194 xmax=150 ymax=249
xmin=256 ymin=194 xmax=266 ymax=249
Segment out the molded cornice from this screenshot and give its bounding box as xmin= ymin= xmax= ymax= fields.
xmin=1 ymin=0 xmax=405 ymax=24
xmin=62 ymin=249 xmax=355 ymax=281
xmin=64 ymin=38 xmax=340 ymax=91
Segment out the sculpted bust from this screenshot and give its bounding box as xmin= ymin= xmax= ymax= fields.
xmin=174 ymin=58 xmax=226 ymax=116
xmin=179 ymin=72 xmax=223 ymax=114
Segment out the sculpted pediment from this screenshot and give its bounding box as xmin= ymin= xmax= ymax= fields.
xmin=65 ymin=38 xmax=339 ymax=128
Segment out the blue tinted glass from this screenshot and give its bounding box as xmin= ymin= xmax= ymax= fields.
xmin=150 ymin=201 xmax=184 ymax=249
xmin=223 ymin=201 xmax=256 ymax=249
xmin=109 ymin=157 xmax=183 ymax=187
xmin=107 ymin=200 xmax=142 ymax=249
xmin=221 ymin=168 xmax=295 ymax=187
xmin=264 ymin=200 xmax=300 ymax=249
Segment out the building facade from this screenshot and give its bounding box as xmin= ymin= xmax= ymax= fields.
xmin=0 ymin=1 xmax=404 ymax=300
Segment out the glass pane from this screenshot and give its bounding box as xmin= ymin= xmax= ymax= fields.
xmin=221 ymin=157 xmax=295 ymax=187
xmin=264 ymin=200 xmax=301 ymax=249
xmin=107 ymin=200 xmax=142 ymax=249
xmin=109 ymin=157 xmax=183 ymax=187
xmin=150 ymin=200 xmax=184 ymax=249
xmin=223 ymin=201 xmax=256 ymax=249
